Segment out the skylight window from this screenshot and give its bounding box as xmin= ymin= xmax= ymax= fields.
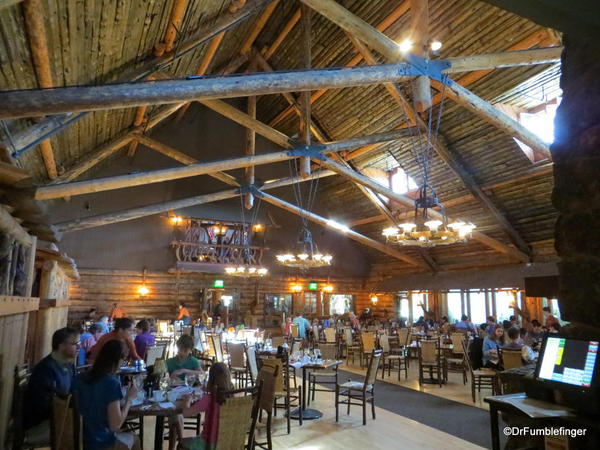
xmin=514 ymin=97 xmax=560 ymax=162
xmin=391 ymin=168 xmax=418 ymax=194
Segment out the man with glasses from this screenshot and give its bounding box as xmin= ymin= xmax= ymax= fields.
xmin=24 ymin=327 xmax=80 ymax=439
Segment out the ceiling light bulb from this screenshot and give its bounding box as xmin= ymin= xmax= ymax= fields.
xmin=424 ymin=220 xmax=443 ymax=231
xmin=430 ymin=40 xmax=442 ymax=51
xmin=400 ymin=223 xmax=416 ymax=233
xmin=137 ymin=285 xmax=149 ymax=296
xmin=298 ymin=253 xmax=309 ymax=260
xmin=399 ymin=39 xmax=413 ymax=53
xmin=258 ymin=268 xmax=268 ymax=275
xmin=382 ymin=227 xmax=399 ymax=237
xmin=248 ymin=267 xmax=257 ymax=273
xmin=225 ymin=267 xmax=236 ymax=274
xmin=448 ymin=221 xmax=465 ymax=230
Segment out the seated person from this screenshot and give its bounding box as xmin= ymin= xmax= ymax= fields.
xmin=81 ymin=324 xmax=103 ymax=364
xmin=133 ymin=320 xmax=155 ymax=360
xmin=548 ymin=322 xmax=561 ymax=333
xmin=503 ymin=327 xmax=523 ymax=350
xmin=482 ymin=324 xmax=504 ymax=369
xmin=75 ymin=340 xmax=140 ymax=450
xmin=542 ymin=306 xmax=560 ymax=329
xmin=525 ymin=319 xmax=544 ymax=346
xmin=174 ymin=363 xmax=234 ymax=450
xmin=97 ymin=316 xmax=110 ymax=334
xmin=167 ymin=335 xmax=203 ymax=381
xmin=456 ymin=315 xmax=476 ymax=333
xmin=90 ymin=318 xmax=141 ymax=362
xmin=24 ymin=327 xmax=80 ymax=439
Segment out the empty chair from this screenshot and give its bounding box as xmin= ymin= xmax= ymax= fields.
xmin=344 ymin=328 xmax=361 ymax=364
xmin=211 ymin=334 xmax=225 ymax=363
xmin=324 ymin=327 xmax=337 ymax=343
xmin=227 ymin=342 xmax=247 ymax=388
xmin=260 ymin=357 xmax=302 ymax=434
xmin=145 ymin=345 xmax=165 ymax=367
xmin=252 ymin=365 xmax=278 ymax=450
xmin=462 ymin=340 xmax=498 ymax=402
xmin=308 ymin=343 xmax=339 ymax=405
xmin=418 ymin=339 xmax=444 ymax=387
xmin=335 ymin=350 xmax=382 ymax=425
xmin=245 ymin=345 xmax=260 ymax=387
xmin=379 ymin=334 xmax=408 ymax=380
xmin=446 ymin=333 xmax=468 ymax=384
xmin=360 ymin=332 xmax=376 ymax=367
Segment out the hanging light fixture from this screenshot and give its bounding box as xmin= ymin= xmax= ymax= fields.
xmin=382 ymin=184 xmax=476 ymax=246
xmin=381 ymin=75 xmax=476 ymax=248
xmin=276 ymin=226 xmax=333 ymax=269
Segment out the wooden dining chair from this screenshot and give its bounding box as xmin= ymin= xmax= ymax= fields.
xmin=335 ymin=350 xmax=382 ymax=425
xmin=260 ymin=356 xmax=302 ymax=434
xmin=418 ymin=339 xmax=443 ymax=387
xmin=271 ymin=336 xmax=285 ymax=348
xmin=379 ymin=334 xmax=408 ymax=380
xmin=502 ymin=349 xmax=524 ymax=370
xmin=324 ymin=327 xmax=337 ymax=343
xmin=211 ymin=333 xmax=226 ymax=363
xmin=145 ymin=345 xmax=165 ymax=366
xmin=307 ymin=343 xmax=339 ymax=405
xmin=290 ymin=323 xmax=299 ymax=339
xmin=245 ymin=345 xmax=260 ymax=387
xmin=360 ymin=332 xmax=376 ymax=367
xmin=446 ymin=333 xmax=468 ymax=384
xmin=344 ymin=328 xmax=361 ymax=364
xmin=227 ymin=341 xmax=247 ymax=388
xmin=462 ymin=340 xmax=498 ymax=402
xmin=252 ymin=365 xmax=278 ymax=450
xmin=50 ymin=394 xmax=82 ymax=450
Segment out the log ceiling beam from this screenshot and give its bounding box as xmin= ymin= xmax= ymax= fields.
xmin=35 ymin=129 xmax=410 ymax=200
xmin=349 ymin=163 xmax=554 ymax=227
xmin=269 ymin=0 xmax=410 ymax=128
xmin=320 ymin=157 xmax=530 ymax=262
xmin=348 ymin=36 xmax=532 ymax=257
xmin=4 ymin=0 xmax=277 ymax=157
xmin=240 ymin=0 xmax=280 ymax=54
xmin=55 ymin=170 xmax=336 ymax=233
xmin=134 ymin=134 xmax=239 ymax=187
xmin=299 ymin=0 xmax=551 ymax=160
xmin=409 ymin=0 xmax=431 ymax=112
xmin=445 ymin=47 xmax=562 ymax=73
xmin=23 ymin=0 xmax=58 ymax=179
xmin=256 ymin=190 xmax=428 ymax=269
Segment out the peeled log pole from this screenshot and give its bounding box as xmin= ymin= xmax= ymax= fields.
xmin=445 ymin=47 xmax=563 ymax=73
xmin=320 ymin=157 xmax=530 ymax=263
xmin=409 ymin=0 xmax=431 ymax=111
xmin=256 ymin=190 xmax=428 ymax=269
xmin=0 ymin=64 xmax=420 ymax=120
xmin=300 ymin=0 xmax=551 ymax=158
xmin=55 ymin=170 xmax=336 ymax=233
xmin=245 ymin=95 xmax=256 ymax=209
xmin=299 ymin=3 xmax=312 ymax=178
xmin=0 ymin=207 xmax=32 ymax=245
xmin=36 ymin=129 xmax=411 ymax=200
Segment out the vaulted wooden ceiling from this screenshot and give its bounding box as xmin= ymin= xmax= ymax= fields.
xmin=0 ymin=0 xmax=561 ymax=276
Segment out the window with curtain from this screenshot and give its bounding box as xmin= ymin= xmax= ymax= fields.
xmin=304 ymin=292 xmax=318 ymax=314
xmin=329 ymin=294 xmax=353 ymax=315
xmin=468 ymin=290 xmax=487 ymax=325
xmin=447 ymin=290 xmax=462 ymax=322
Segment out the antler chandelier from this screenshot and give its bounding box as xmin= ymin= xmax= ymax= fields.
xmin=382 ymin=184 xmax=475 ymax=247
xmin=276 ymin=226 xmax=332 ymax=269
xmin=224 ymin=265 xmax=268 ymax=277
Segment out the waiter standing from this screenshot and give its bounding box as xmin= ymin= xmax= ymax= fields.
xmin=177 ymin=303 xmax=191 ymax=325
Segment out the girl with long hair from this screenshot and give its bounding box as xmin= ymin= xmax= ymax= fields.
xmin=482 ymin=324 xmax=504 ymax=369
xmin=75 ymin=340 xmax=141 ymax=450
xmin=172 ymin=362 xmax=234 ymax=450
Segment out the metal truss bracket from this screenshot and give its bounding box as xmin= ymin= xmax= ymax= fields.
xmin=405 ymin=55 xmax=451 ymax=85
xmin=287 ymin=144 xmax=328 ymax=161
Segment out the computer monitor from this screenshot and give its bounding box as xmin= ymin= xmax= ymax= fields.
xmin=535 ymin=335 xmax=599 ymax=390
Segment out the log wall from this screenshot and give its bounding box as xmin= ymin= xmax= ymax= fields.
xmin=68 ymin=268 xmax=371 ymax=324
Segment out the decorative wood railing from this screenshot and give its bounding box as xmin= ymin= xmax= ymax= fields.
xmin=170 ymin=241 xmax=265 ymax=265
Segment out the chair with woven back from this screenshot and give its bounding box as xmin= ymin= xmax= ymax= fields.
xmin=335 ymin=350 xmax=382 ymax=425
xmin=418 ymin=339 xmax=444 ymax=387
xmin=379 ymin=334 xmax=408 ymax=380
xmin=270 ymin=336 xmax=285 ymax=348
xmin=145 ymin=345 xmax=165 ymax=367
xmin=344 ymin=328 xmax=361 ymax=364
xmin=323 ymin=327 xmax=336 ymax=344
xmin=260 ymin=355 xmax=302 ymax=434
xmin=252 ymin=364 xmax=279 ymax=450
xmin=245 ymin=345 xmax=260 ymax=387
xmin=360 ymin=332 xmax=376 ymax=367
xmin=502 ymin=348 xmax=524 ymax=370
xmin=211 ymin=333 xmax=226 ymax=363
xmin=180 ymin=391 xmax=256 ymax=450
xmin=462 ymin=340 xmax=498 ymax=402
xmin=307 ymin=343 xmax=339 ymax=405
xmin=50 ymin=394 xmax=82 ymax=450
xmin=227 ymin=342 xmax=247 ymax=388
xmin=311 ymin=325 xmax=320 ymax=346
xmin=290 ymin=323 xmax=299 ymax=339
xmin=446 ymin=333 xmax=468 ymax=384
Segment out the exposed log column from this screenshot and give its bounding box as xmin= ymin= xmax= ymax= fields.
xmin=409 ymin=0 xmax=431 ymax=112
xmin=22 ymin=0 xmax=57 ymax=179
xmin=551 ymin=36 xmax=600 ymax=331
xmin=299 ymin=3 xmax=312 ymax=178
xmin=245 ymin=80 xmax=257 ymax=209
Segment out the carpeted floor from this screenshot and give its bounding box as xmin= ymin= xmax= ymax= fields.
xmin=330 ymin=369 xmax=507 ymax=449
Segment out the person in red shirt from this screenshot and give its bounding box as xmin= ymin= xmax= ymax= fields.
xmin=90 ymin=318 xmax=141 ymax=362
xmin=542 ymin=306 xmax=560 ymax=329
xmin=109 ymin=302 xmax=125 ymax=320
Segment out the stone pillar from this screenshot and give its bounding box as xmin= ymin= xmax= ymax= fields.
xmin=551 ymin=35 xmax=600 ymax=334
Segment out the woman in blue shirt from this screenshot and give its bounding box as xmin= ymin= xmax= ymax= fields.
xmin=482 ymin=324 xmax=504 ymax=369
xmin=75 ymin=340 xmax=141 ymax=449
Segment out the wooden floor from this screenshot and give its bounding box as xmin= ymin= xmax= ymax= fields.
xmin=140 ymin=360 xmax=489 ymax=449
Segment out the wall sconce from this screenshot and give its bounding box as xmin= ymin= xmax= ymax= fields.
xmin=253 ymin=223 xmax=264 ymax=232
xmin=137 ymin=268 xmax=149 ymax=297
xmin=170 ymin=216 xmax=183 ymax=225
xmin=291 ymin=284 xmax=303 ymax=292
xmin=370 ymin=295 xmax=379 ymax=305
xmin=322 ymin=284 xmax=334 ymax=293
xmin=212 ymin=224 xmax=228 ymax=235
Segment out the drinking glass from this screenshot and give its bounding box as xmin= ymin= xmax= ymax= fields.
xmin=185 ymin=373 xmax=196 ymax=387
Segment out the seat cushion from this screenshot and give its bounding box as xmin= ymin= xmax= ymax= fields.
xmin=338 ymin=381 xmax=372 ymax=390
xmin=446 ymin=358 xmax=464 ymax=364
xmin=311 ymin=370 xmax=337 ymax=377
xmin=473 ymin=369 xmax=496 ymax=376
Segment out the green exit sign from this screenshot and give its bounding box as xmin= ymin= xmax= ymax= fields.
xmin=213 ymin=279 xmax=224 ymax=288
xmin=308 ymin=282 xmax=318 ymax=290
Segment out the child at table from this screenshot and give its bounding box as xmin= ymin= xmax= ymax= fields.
xmin=171 ymin=362 xmax=234 ymax=450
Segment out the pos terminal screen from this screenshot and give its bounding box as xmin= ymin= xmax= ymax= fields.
xmin=537 ymin=337 xmax=598 ymax=388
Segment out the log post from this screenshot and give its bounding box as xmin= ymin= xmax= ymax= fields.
xmin=299 ymin=3 xmax=312 ymax=178
xmin=245 ymin=85 xmax=257 ymax=209
xmin=409 ymin=0 xmax=431 ymax=112
xmin=551 ymin=36 xmax=600 ymax=333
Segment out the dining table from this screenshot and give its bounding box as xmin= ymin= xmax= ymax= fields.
xmin=129 ymin=400 xmax=182 ymax=450
xmin=288 ymin=358 xmax=343 ymax=420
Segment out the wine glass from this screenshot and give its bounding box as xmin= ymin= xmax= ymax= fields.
xmin=185 ymin=373 xmax=196 ymax=388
